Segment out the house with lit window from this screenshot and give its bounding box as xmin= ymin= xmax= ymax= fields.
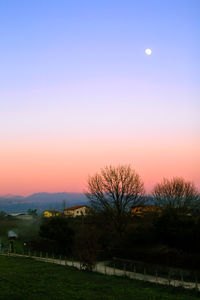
xmin=63 ymin=205 xmax=90 ymax=217
xmin=43 ymin=209 xmax=60 ymax=218
xmin=131 ymin=206 xmax=162 ymax=217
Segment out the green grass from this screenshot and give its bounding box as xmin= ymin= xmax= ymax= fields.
xmin=0 ymin=256 xmax=199 ymax=300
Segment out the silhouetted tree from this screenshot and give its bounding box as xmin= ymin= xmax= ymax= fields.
xmin=27 ymin=209 xmax=37 ymax=216
xmin=85 ymin=165 xmax=145 ymax=235
xmin=0 ymin=211 xmax=7 ymax=219
xmin=39 ymin=217 xmax=74 ymax=255
xmin=75 ymin=226 xmax=99 ymax=271
xmin=154 ymin=210 xmax=200 ymax=252
xmin=62 ymin=200 xmax=67 ymax=210
xmin=153 ymin=177 xmax=199 ymax=212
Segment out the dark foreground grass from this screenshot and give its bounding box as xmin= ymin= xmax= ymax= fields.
xmin=0 ymin=256 xmax=199 ymax=300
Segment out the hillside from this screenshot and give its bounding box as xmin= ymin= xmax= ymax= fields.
xmin=0 ymin=256 xmax=199 ymax=300
xmin=0 ymin=193 xmax=87 ymax=213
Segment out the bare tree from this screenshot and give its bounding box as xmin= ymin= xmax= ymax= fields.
xmin=76 ymin=226 xmax=99 ymax=272
xmin=85 ymin=165 xmax=145 ymax=235
xmin=153 ymin=177 xmax=199 ymax=211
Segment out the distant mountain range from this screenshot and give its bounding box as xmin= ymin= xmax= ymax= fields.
xmin=0 ymin=193 xmax=88 ymax=213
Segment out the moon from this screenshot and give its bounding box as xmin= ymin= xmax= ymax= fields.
xmin=145 ymin=48 xmax=152 ymax=55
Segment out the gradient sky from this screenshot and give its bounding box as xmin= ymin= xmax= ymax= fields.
xmin=0 ymin=0 xmax=199 ymax=195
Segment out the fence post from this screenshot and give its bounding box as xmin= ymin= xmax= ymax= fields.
xmin=195 ymin=274 xmax=198 ymax=292
xmin=155 ymin=269 xmax=158 ymax=285
xmin=113 ymin=261 xmax=115 ymax=275
xmin=94 ymin=263 xmax=97 ymax=272
xmin=123 ymin=263 xmax=125 ymax=276
xmin=168 ymin=269 xmax=171 ymax=285
xmin=180 ymin=270 xmax=183 ymax=287
xmin=144 ymin=267 xmax=146 ymax=281
xmin=134 ymin=264 xmax=136 ymax=273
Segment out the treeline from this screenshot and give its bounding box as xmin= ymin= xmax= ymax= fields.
xmin=25 ymin=165 xmax=200 ymax=271
xmin=27 ymin=208 xmax=200 ymax=271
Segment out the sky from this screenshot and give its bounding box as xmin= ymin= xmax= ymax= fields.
xmin=0 ymin=0 xmax=199 ymax=196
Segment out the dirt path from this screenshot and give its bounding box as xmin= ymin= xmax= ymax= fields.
xmin=1 ymin=253 xmax=199 ymax=291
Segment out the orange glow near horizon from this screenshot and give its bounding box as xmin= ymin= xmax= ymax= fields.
xmin=0 ymin=135 xmax=199 ymax=196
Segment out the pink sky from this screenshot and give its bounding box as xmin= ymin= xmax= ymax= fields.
xmin=0 ymin=134 xmax=199 ymax=196
xmin=0 ymin=1 xmax=199 ymax=196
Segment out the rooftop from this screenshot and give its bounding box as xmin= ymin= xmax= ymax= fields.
xmin=64 ymin=205 xmax=88 ymax=211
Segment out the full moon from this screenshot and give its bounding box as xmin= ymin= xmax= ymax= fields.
xmin=145 ymin=48 xmax=152 ymax=55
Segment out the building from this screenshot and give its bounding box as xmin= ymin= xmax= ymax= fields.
xmin=43 ymin=210 xmax=60 ymax=218
xmin=131 ymin=206 xmax=162 ymax=217
xmin=63 ymin=205 xmax=90 ymax=217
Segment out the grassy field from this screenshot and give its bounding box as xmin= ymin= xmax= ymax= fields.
xmin=0 ymin=256 xmax=199 ymax=300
